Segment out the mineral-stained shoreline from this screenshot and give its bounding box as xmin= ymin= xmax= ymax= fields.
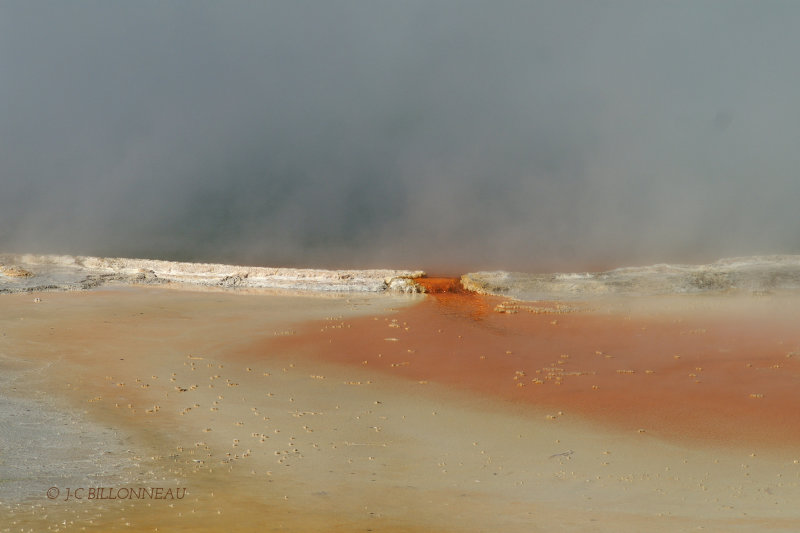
xmin=4 ymin=253 xmax=800 ymax=299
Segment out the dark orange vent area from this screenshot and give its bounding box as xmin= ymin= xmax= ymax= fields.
xmin=412 ymin=276 xmax=488 ymax=320
xmin=413 ymin=277 xmax=469 ymax=294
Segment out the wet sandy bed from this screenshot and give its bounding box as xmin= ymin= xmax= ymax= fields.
xmin=1 ymin=287 xmax=800 ymax=532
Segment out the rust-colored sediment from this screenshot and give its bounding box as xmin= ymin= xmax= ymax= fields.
xmin=412 ymin=276 xmax=490 ymax=321
xmin=275 ymin=290 xmax=800 ymax=450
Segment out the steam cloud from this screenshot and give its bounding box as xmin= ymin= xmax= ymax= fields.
xmin=1 ymin=2 xmax=799 ymax=272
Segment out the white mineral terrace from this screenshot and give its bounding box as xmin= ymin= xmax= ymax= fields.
xmin=0 ymin=253 xmax=425 ymax=293
xmin=462 ymin=254 xmax=800 ymax=299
